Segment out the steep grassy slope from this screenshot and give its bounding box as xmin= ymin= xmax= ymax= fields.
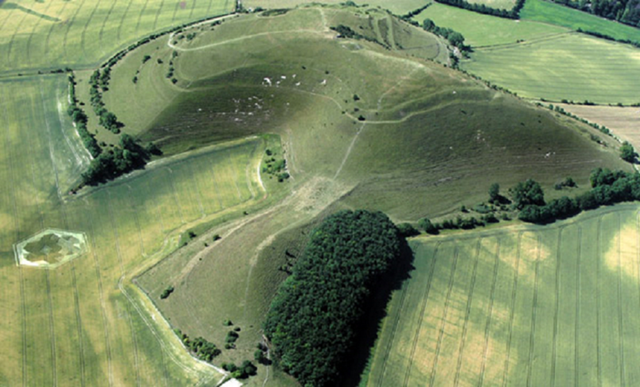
xmin=103 ymin=5 xmax=628 ymax=220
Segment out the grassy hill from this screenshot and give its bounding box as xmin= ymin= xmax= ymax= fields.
xmin=127 ymin=5 xmax=633 ymax=386
xmin=0 ymin=1 xmax=637 ymax=386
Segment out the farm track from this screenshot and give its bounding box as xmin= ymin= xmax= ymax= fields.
xmin=44 ymin=0 xmax=70 ymax=57
xmin=189 ymin=0 xmax=197 ymax=19
xmin=152 ymin=0 xmax=165 ymax=30
xmin=117 ymin=0 xmax=134 ymax=40
xmin=502 ymin=232 xmax=522 ymax=387
xmin=99 ymin=0 xmax=119 ymax=45
xmin=616 ymin=213 xmax=626 ymax=386
xmin=45 ymin=269 xmax=58 ymax=387
xmin=80 ymin=0 xmax=105 ymax=59
xmin=478 ymin=239 xmax=501 ymax=387
xmin=6 ymin=7 xmax=31 ymax=71
xmin=399 ymin=243 xmax=440 ymax=387
xmin=106 ymin=189 xmax=141 ymax=386
xmin=525 ymin=237 xmax=541 ymax=387
xmin=428 ymin=245 xmax=460 ymax=387
xmin=453 ymin=239 xmax=482 ymax=387
xmin=62 ymin=0 xmax=86 ymax=60
xmin=135 ymin=0 xmax=152 ymax=33
xmin=550 ymin=228 xmax=562 ymax=387
xmin=25 ymin=0 xmax=56 ymax=64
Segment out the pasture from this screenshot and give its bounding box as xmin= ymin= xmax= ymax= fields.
xmin=0 ymin=0 xmax=234 ymax=74
xmin=520 ymin=0 xmax=640 ymax=43
xmin=413 ymin=3 xmax=569 ymax=47
xmin=463 ymin=33 xmax=640 ymax=104
xmin=367 ymin=204 xmax=640 ymax=386
xmin=0 ymin=74 xmax=269 ymax=385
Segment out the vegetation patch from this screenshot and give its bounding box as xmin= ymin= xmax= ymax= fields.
xmin=264 ymin=210 xmax=404 ymax=386
xmin=14 ymin=229 xmax=88 ymax=268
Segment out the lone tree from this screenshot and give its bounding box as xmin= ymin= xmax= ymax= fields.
xmin=620 ymin=141 xmax=638 ymax=163
xmin=489 ymin=183 xmax=500 ymax=203
xmin=510 ymin=179 xmax=545 ymax=209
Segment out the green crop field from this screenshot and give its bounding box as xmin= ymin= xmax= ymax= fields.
xmin=413 ymin=3 xmax=569 ymax=47
xmin=463 ymin=32 xmax=640 ymax=104
xmin=521 ymin=0 xmax=640 ymax=43
xmin=0 ymin=0 xmax=234 ymax=74
xmin=367 ymin=204 xmax=640 ymax=386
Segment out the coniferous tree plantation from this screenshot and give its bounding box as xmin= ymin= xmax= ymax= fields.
xmin=263 ymin=210 xmax=403 ymax=386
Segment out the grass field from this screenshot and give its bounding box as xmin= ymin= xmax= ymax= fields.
xmin=0 ymin=0 xmax=234 ymax=74
xmin=521 ymin=0 xmax=640 ymax=43
xmin=367 ymin=203 xmax=640 ymax=386
xmin=463 ymin=32 xmax=640 ymax=104
xmin=0 ymin=74 xmax=271 ymax=385
xmin=413 ymin=3 xmax=569 ymax=47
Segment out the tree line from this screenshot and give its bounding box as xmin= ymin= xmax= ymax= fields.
xmin=67 ymin=73 xmax=102 ymax=158
xmin=80 ymin=134 xmax=159 ymax=187
xmin=263 ymin=210 xmax=403 ymax=386
xmin=552 ymin=0 xmax=640 ymax=28
xmin=576 ymin=28 xmax=640 ymax=49
xmin=434 ymin=0 xmax=526 ymax=19
xmin=518 ymin=168 xmax=640 ymax=224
